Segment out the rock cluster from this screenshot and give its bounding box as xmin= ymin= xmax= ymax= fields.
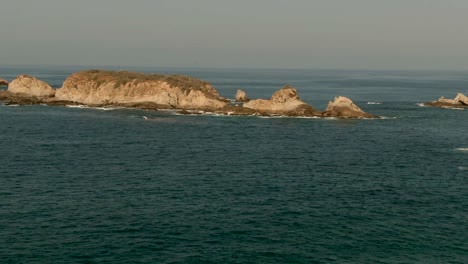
xmin=425 ymin=93 xmax=468 ymax=108
xmin=8 ymin=75 xmax=55 ymax=97
xmin=0 ymin=69 xmax=377 ymax=118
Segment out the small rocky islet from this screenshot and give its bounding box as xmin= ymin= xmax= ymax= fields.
xmin=0 ymin=69 xmax=377 ymax=118
xmin=423 ymin=93 xmax=468 ymax=109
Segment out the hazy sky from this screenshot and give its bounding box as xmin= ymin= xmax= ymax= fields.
xmin=1 ymin=0 xmax=468 ymax=70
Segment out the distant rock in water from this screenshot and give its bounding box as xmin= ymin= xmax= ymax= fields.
xmin=325 ymin=96 xmax=376 ymax=118
xmin=8 ymin=75 xmax=55 ymax=97
xmin=242 ymin=85 xmax=317 ymax=116
xmin=0 ymin=78 xmax=8 ymax=86
xmin=55 ymin=70 xmax=228 ymax=109
xmin=425 ymin=93 xmax=468 ymax=109
xmin=235 ymin=89 xmax=250 ymax=102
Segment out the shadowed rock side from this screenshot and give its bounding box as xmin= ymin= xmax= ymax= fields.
xmin=235 ymin=89 xmax=250 ymax=102
xmin=325 ymin=96 xmax=377 ymax=118
xmin=424 ymin=93 xmax=468 ymax=109
xmin=55 ymin=70 xmax=228 ymax=109
xmin=0 ymin=78 xmax=8 ymax=86
xmin=8 ymin=75 xmax=55 ymax=97
xmin=242 ymin=85 xmax=318 ymax=116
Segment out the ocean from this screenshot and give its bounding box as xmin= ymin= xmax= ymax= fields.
xmin=0 ymin=66 xmax=467 ymax=263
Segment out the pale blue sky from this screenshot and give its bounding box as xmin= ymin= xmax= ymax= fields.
xmin=1 ymin=0 xmax=468 ymax=70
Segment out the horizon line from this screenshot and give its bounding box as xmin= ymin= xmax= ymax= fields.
xmin=1 ymin=63 xmax=468 ymax=73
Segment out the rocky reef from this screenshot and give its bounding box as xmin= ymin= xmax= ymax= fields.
xmin=8 ymin=75 xmax=55 ymax=97
xmin=424 ymin=93 xmax=468 ymax=109
xmin=0 ymin=69 xmax=377 ymax=118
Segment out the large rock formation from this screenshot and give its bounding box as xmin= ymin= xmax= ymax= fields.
xmin=242 ymin=85 xmax=317 ymax=116
xmin=425 ymin=93 xmax=468 ymax=108
xmin=235 ymin=89 xmax=249 ymax=102
xmin=0 ymin=78 xmax=8 ymax=86
xmin=55 ymin=70 xmax=227 ymax=109
xmin=8 ymin=75 xmax=55 ymax=97
xmin=325 ymin=96 xmax=376 ymax=118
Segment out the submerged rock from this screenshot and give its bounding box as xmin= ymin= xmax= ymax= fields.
xmin=325 ymin=96 xmax=376 ymax=118
xmin=8 ymin=75 xmax=55 ymax=97
xmin=55 ymin=70 xmax=228 ymax=109
xmin=243 ymin=85 xmax=317 ymax=116
xmin=235 ymin=89 xmax=250 ymax=102
xmin=425 ymin=93 xmax=468 ymax=108
xmin=0 ymin=78 xmax=8 ymax=86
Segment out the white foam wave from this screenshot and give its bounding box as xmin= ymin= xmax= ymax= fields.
xmin=66 ymin=105 xmax=90 ymax=109
xmin=455 ymin=148 xmax=468 ymax=152
xmin=367 ymin=102 xmax=382 ymax=105
xmin=416 ymin=103 xmax=426 ymax=107
xmin=458 ymin=166 xmax=467 ymax=171
xmin=66 ymin=105 xmax=120 ymax=111
xmin=257 ymin=115 xmax=332 ymax=119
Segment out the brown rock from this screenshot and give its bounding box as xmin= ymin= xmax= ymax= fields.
xmin=0 ymin=78 xmax=8 ymax=86
xmin=243 ymin=85 xmax=317 ymax=116
xmin=325 ymin=96 xmax=377 ymax=118
xmin=235 ymin=89 xmax=250 ymax=102
xmin=8 ymin=75 xmax=55 ymax=97
xmin=55 ymin=70 xmax=227 ymax=110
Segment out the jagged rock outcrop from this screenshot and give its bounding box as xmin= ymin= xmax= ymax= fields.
xmin=425 ymin=93 xmax=468 ymax=108
xmin=242 ymin=85 xmax=317 ymax=116
xmin=235 ymin=89 xmax=249 ymax=102
xmin=0 ymin=78 xmax=8 ymax=86
xmin=8 ymin=75 xmax=55 ymax=97
xmin=454 ymin=93 xmax=468 ymax=105
xmin=325 ymin=96 xmax=376 ymax=118
xmin=55 ymin=70 xmax=227 ymax=109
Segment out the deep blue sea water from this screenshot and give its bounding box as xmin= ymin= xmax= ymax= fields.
xmin=0 ymin=66 xmax=467 ymax=263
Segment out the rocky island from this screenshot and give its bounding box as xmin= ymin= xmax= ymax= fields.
xmin=0 ymin=69 xmax=377 ymax=118
xmin=424 ymin=93 xmax=468 ymax=109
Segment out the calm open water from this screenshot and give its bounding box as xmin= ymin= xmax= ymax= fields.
xmin=0 ymin=66 xmax=467 ymax=263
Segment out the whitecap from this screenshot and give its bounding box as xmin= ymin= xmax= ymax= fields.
xmin=416 ymin=103 xmax=426 ymax=107
xmin=66 ymin=105 xmax=120 ymax=111
xmin=95 ymin=107 xmax=121 ymax=111
xmin=66 ymin=105 xmax=90 ymax=109
xmin=455 ymin=148 xmax=468 ymax=152
xmin=458 ymin=166 xmax=467 ymax=171
xmin=367 ymin=102 xmax=382 ymax=105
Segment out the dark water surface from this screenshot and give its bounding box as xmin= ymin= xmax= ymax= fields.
xmin=0 ymin=66 xmax=467 ymax=263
